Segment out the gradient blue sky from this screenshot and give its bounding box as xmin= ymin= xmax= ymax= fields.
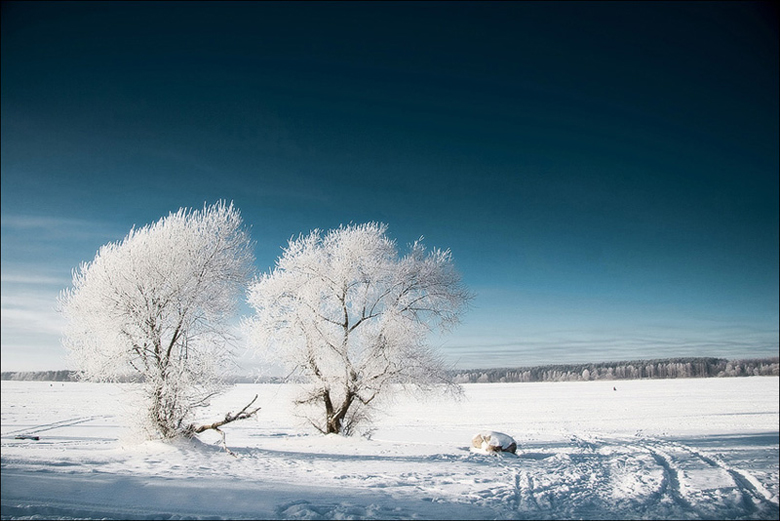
xmin=2 ymin=1 xmax=778 ymax=373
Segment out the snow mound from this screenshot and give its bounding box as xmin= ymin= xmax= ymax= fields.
xmin=471 ymin=430 xmax=517 ymax=454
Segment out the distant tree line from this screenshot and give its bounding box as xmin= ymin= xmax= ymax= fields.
xmin=3 ymin=357 xmax=778 ymax=383
xmin=1 ymin=370 xmax=77 ymax=382
xmin=449 ymin=357 xmax=779 ymax=384
xmin=0 ymin=370 xmax=139 ymax=382
xmin=0 ymin=371 xmax=283 ymax=383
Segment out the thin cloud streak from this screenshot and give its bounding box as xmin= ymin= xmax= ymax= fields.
xmin=442 ymin=329 xmax=779 ymax=368
xmin=1 ymin=214 xmax=111 ymax=231
xmin=1 ymin=273 xmax=70 ymax=286
xmin=1 ymin=308 xmax=64 ymax=336
xmin=444 ymin=334 xmax=779 ymax=353
xmin=1 ymin=291 xmax=66 ymax=336
xmin=1 ymin=214 xmax=123 ymax=241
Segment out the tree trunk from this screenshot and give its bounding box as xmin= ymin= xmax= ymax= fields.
xmin=322 ymin=389 xmax=340 ymax=434
xmin=325 ymin=391 xmax=353 ymax=435
xmin=150 ymin=383 xmax=173 ymax=438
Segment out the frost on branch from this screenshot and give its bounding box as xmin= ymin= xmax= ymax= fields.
xmin=186 ymin=394 xmax=261 ymax=456
xmin=246 ymin=222 xmax=472 ymax=435
xmin=59 ymin=201 xmax=255 ymax=440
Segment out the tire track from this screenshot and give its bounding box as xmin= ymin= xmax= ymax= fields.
xmin=519 ymin=471 xmax=542 ymax=512
xmin=1 ymin=415 xmax=110 ymax=438
xmin=680 ymin=444 xmax=778 ymax=509
xmin=482 ymin=435 xmax=777 ymax=519
xmin=496 ymin=435 xmax=623 ymax=518
xmin=682 ymin=441 xmax=778 ymax=518
xmin=644 ymin=445 xmax=695 ymax=513
xmin=638 ymin=436 xmax=779 ymax=519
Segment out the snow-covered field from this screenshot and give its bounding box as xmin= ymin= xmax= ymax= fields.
xmin=2 ymin=377 xmax=778 ymax=520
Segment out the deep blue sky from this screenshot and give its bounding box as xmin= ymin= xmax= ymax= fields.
xmin=2 ymin=1 xmax=778 ymax=372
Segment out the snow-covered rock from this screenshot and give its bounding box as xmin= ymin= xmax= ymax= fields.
xmin=471 ymin=431 xmax=517 ymax=454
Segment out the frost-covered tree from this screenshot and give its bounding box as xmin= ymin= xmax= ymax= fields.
xmin=246 ymin=222 xmax=471 ymax=435
xmin=59 ymin=201 xmax=256 ymax=440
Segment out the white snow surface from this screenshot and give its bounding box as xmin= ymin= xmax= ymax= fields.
xmin=2 ymin=377 xmax=778 ymax=520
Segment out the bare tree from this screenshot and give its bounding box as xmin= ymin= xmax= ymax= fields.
xmin=59 ymin=201 xmax=257 ymax=440
xmin=246 ymin=222 xmax=471 ymax=435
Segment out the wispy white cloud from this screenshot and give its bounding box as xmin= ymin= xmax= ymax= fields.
xmin=1 ymin=290 xmax=66 ymax=336
xmin=1 ymin=307 xmax=65 ymax=336
xmin=0 ymin=267 xmax=67 ymax=370
xmin=0 ymin=341 xmax=71 ymax=371
xmin=1 ymin=213 xmax=123 ymax=244
xmin=1 ymin=272 xmax=70 ymax=286
xmin=440 ymin=323 xmax=779 ymax=369
xmin=1 ymin=214 xmax=105 ymax=229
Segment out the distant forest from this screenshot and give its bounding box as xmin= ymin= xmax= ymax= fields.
xmin=450 ymin=356 xmax=779 ymax=383
xmin=2 ymin=357 xmax=778 ymax=383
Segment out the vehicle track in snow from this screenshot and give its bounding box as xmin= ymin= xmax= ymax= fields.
xmin=637 ymin=436 xmax=779 ymax=519
xmin=468 ymin=434 xmax=778 ymax=520
xmin=643 ymin=443 xmax=697 ymax=517
xmin=569 ymin=433 xmax=780 ymax=517
xmin=1 ymin=415 xmax=112 ymax=438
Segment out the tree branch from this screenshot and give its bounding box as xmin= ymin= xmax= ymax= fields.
xmin=187 ymin=395 xmax=261 ymax=456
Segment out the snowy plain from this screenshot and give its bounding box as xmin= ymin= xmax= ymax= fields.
xmin=1 ymin=377 xmax=778 ymax=520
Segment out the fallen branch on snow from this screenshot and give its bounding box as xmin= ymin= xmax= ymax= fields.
xmin=186 ymin=394 xmax=260 ymax=456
